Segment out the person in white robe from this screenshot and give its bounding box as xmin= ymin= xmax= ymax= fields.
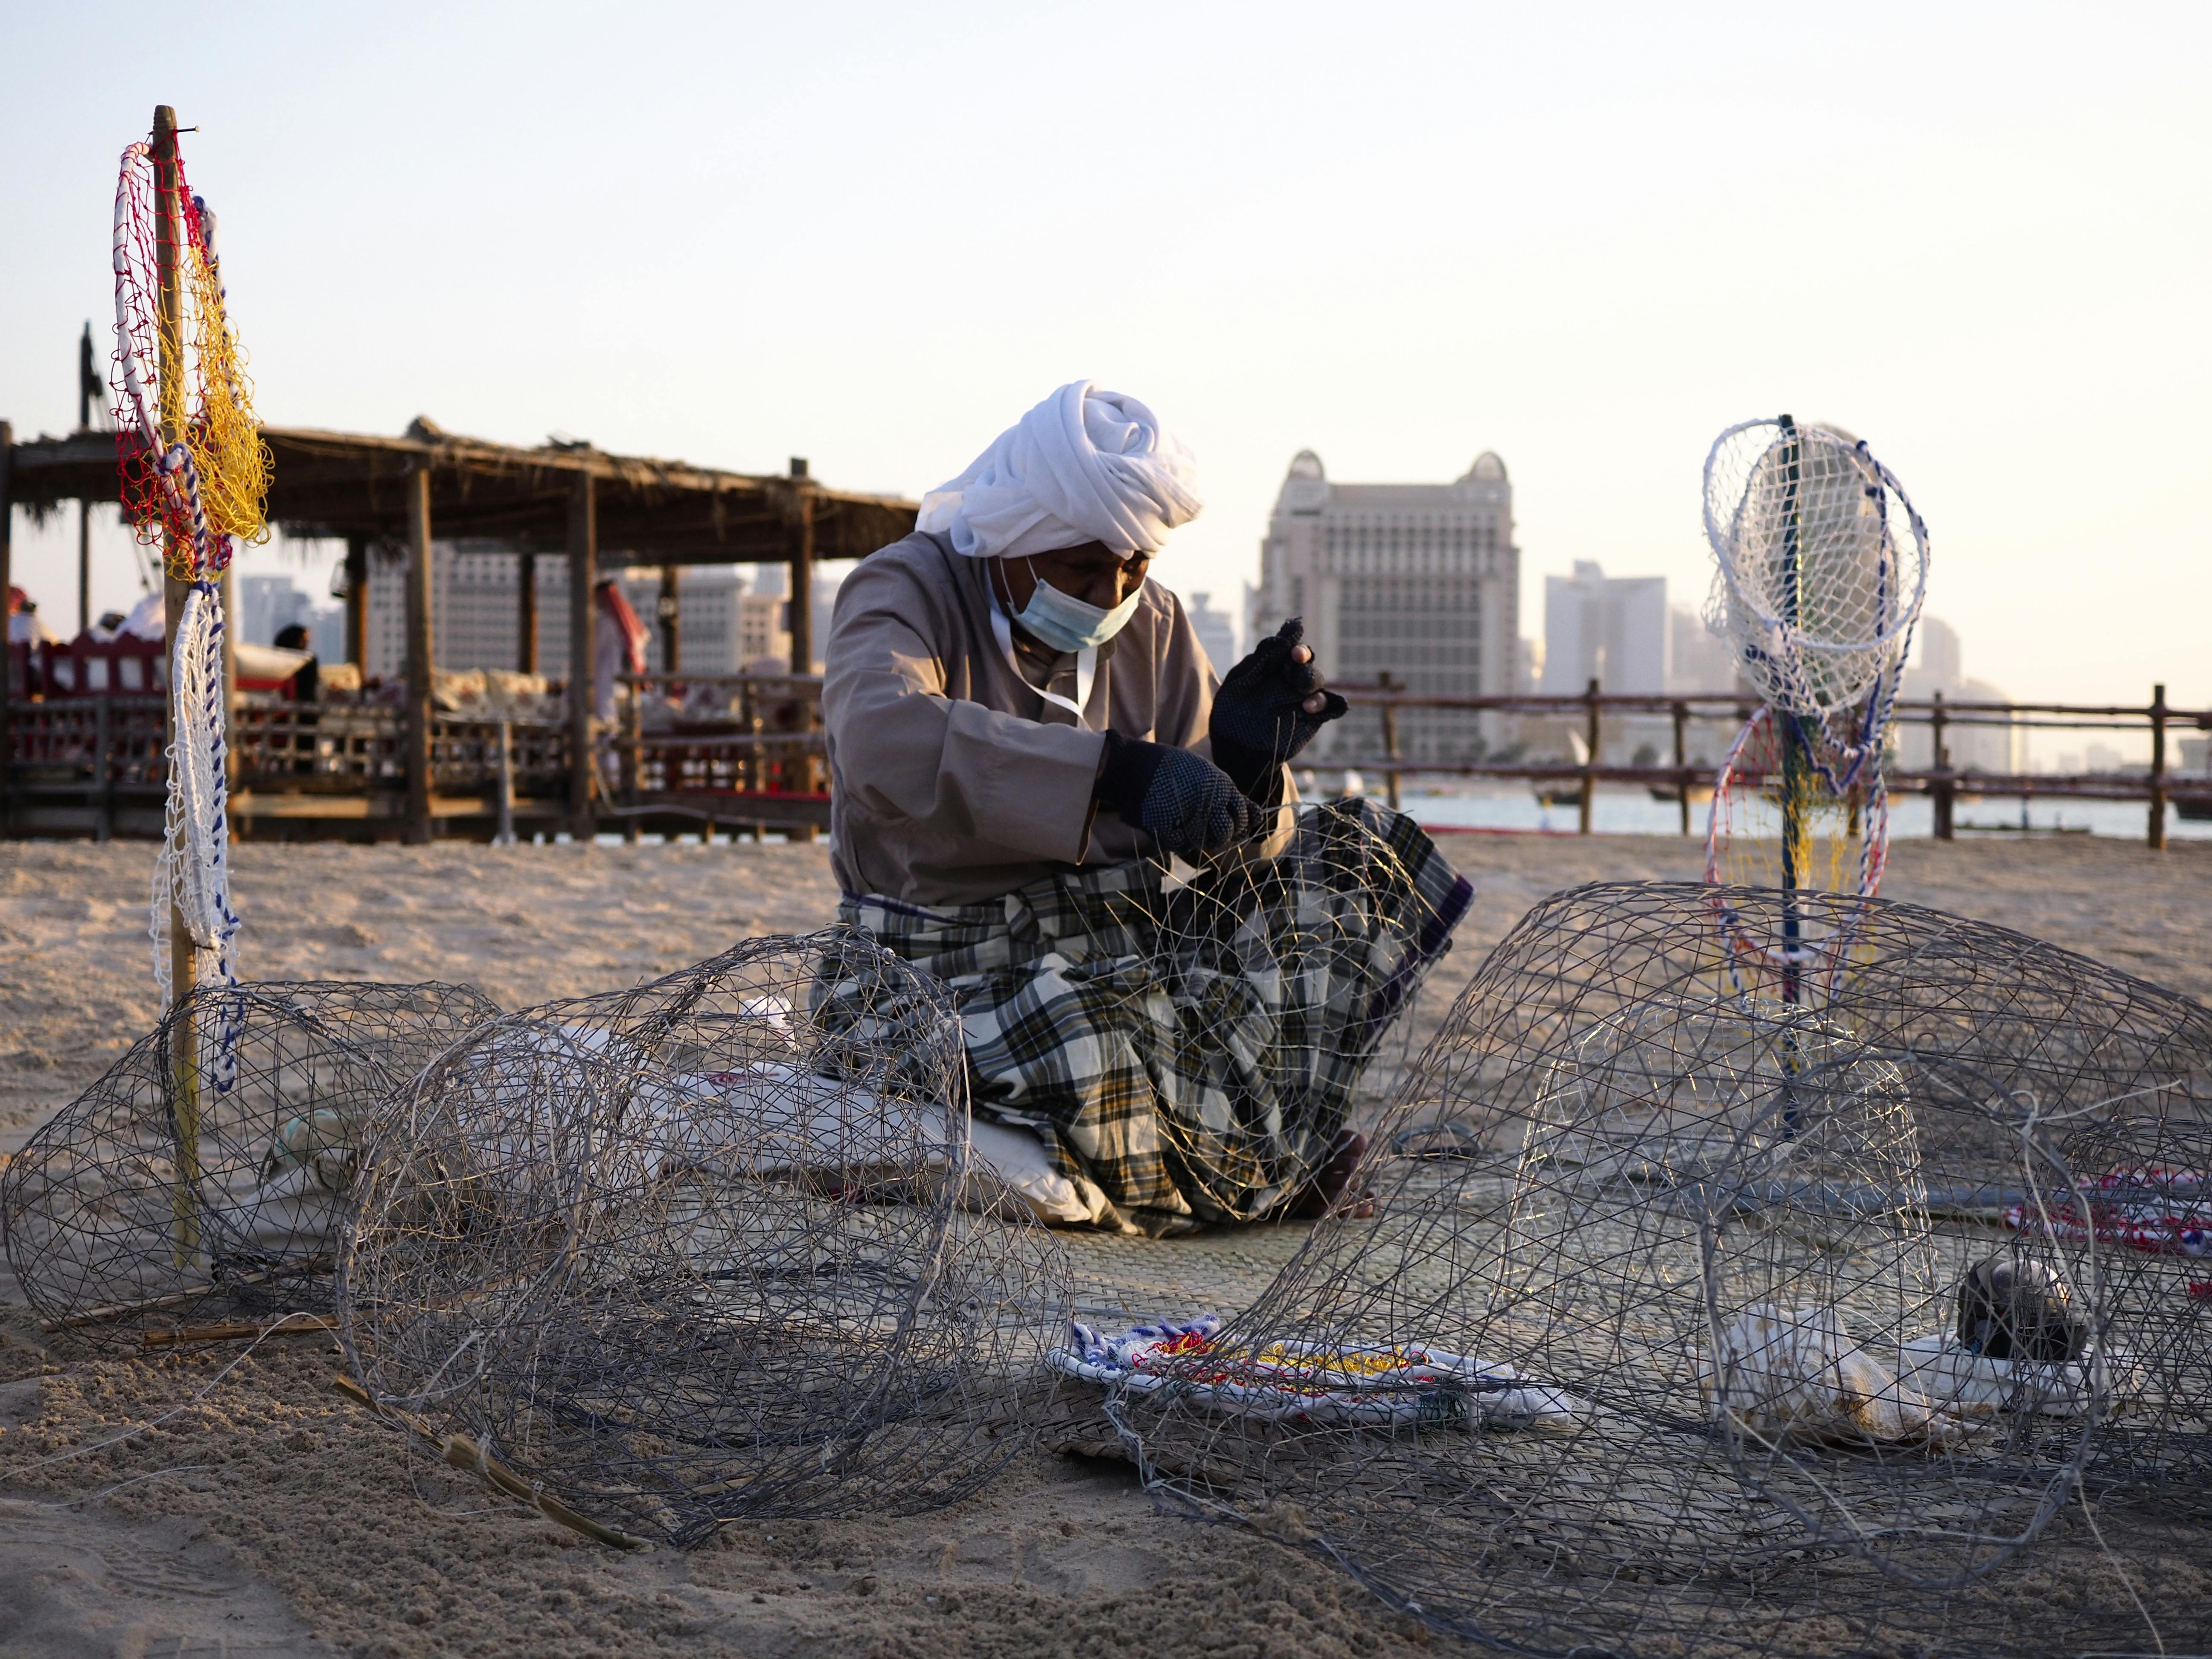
xmin=820 ymin=383 xmax=1472 ymax=1230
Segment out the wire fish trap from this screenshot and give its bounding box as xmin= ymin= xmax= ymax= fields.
xmin=2026 ymin=1114 xmax=2212 ymax=1504
xmin=1109 ymin=881 xmax=2212 ymax=1659
xmin=338 ymin=928 xmax=1072 ymax=1546
xmin=0 ymin=981 xmax=497 ymax=1339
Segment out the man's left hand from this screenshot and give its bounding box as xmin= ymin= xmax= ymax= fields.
xmin=1208 ymin=617 xmax=1349 ymax=802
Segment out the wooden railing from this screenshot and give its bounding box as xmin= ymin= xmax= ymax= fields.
xmin=5 ymin=674 xmax=2206 ymax=845
xmin=1330 ymin=680 xmax=2212 ymax=847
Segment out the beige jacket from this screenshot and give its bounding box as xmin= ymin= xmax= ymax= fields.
xmin=824 ymin=533 xmax=1292 ymax=906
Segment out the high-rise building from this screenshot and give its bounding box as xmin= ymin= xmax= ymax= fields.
xmin=1668 ymin=602 xmax=1743 ymax=694
xmin=1252 ymin=449 xmax=1519 ymax=762
xmin=364 ymin=548 xmax=774 ymax=679
xmin=1180 ymin=589 xmax=1239 ymax=677
xmin=239 ymin=573 xmax=344 ymax=664
xmin=1542 ymin=561 xmax=1669 ymax=696
xmin=1895 ymin=615 xmax=2020 ymax=774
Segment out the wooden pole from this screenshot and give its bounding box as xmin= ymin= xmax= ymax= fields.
xmin=152 ymin=105 xmax=200 ymax=1263
xmin=2148 ymin=682 xmax=2168 ymax=851
xmin=658 ymin=564 xmax=681 ymax=674
xmin=568 ymin=474 xmax=597 ymax=840
xmin=1671 ymin=699 xmax=1690 ymax=835
xmin=1578 ymin=677 xmax=1600 ymax=835
xmin=1930 ymin=689 xmax=1954 ymax=841
xmin=1378 ymin=671 xmax=1402 ymax=811
xmin=403 ymin=465 xmax=434 ymax=844
xmin=79 ymin=322 xmax=96 ymax=635
xmin=343 ymin=536 xmax=368 ymax=669
xmin=153 ymin=105 xmax=196 ymax=1012
xmin=0 ymin=419 xmax=12 ymax=838
xmin=517 ymin=552 xmax=538 ymax=675
xmin=787 ymin=460 xmax=814 ymax=675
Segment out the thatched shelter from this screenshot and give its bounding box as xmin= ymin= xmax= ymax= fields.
xmin=0 ymin=416 xmax=916 ymax=841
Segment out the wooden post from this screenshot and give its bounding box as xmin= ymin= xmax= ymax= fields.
xmin=93 ymin=696 xmax=113 ymax=843
xmin=343 ymin=536 xmax=368 ymax=669
xmin=1930 ymin=689 xmax=1954 ymax=841
xmin=517 ymin=552 xmax=538 ymax=675
xmin=2148 ymin=682 xmax=2168 ymax=851
xmin=787 ymin=460 xmax=814 ymax=675
xmin=0 ymin=419 xmax=12 ymax=837
xmin=567 ymin=474 xmax=597 ymax=840
xmin=623 ymin=693 xmax=643 ymax=844
xmin=1378 ymin=671 xmax=1403 ymax=811
xmin=658 ymin=564 xmax=681 ymax=675
xmin=403 ymin=465 xmax=434 ymax=844
xmin=1671 ymin=699 xmax=1690 ymax=836
xmin=492 ymin=719 xmax=515 ymax=846
xmin=152 ymin=105 xmax=198 ymax=1016
xmin=1578 ymin=677 xmax=1600 ymax=836
xmin=79 ymin=322 xmax=97 ymax=635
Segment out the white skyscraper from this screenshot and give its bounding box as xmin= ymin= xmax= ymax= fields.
xmin=1252 ymin=450 xmax=1519 ymax=762
xmin=365 ymin=548 xmax=767 ymax=679
xmin=1541 ymin=561 xmax=1670 ymax=696
xmin=1180 ymin=590 xmax=1240 ymax=677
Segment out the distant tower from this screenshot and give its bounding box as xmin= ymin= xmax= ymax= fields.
xmin=1253 ymin=449 xmax=1519 ymax=761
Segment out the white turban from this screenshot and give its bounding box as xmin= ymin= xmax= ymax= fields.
xmin=917 ymin=381 xmax=1203 ymax=561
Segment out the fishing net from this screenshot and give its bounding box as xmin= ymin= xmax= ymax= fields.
xmin=1093 ymin=882 xmax=2212 ymax=1659
xmin=838 ymin=797 xmax=1472 ymax=1232
xmin=110 ymin=137 xmax=271 ymax=576
xmin=1701 ymin=417 xmax=1927 ymax=720
xmin=1706 ymin=704 xmax=1890 ymax=900
xmin=111 ymin=125 xmax=271 ymax=1000
xmin=2029 ymin=1114 xmax=2212 ymax=1504
xmin=338 ymin=929 xmax=1073 ymax=1546
xmin=1700 ymin=417 xmax=1924 ymax=906
xmin=0 ymin=981 xmax=497 ymax=1340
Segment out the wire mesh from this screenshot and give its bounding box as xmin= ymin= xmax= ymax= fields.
xmin=843 ymin=797 xmax=1473 ymax=1232
xmin=1100 ymin=881 xmax=2212 ymax=1659
xmin=1 ymin=981 xmax=497 ymax=1339
xmin=337 ymin=928 xmax=1073 ymax=1546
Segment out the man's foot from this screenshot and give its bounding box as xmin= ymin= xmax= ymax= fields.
xmin=1285 ymin=1130 xmax=1374 ymax=1220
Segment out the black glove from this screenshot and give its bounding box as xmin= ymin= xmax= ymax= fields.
xmin=1208 ymin=617 xmax=1349 ymax=802
xmin=1094 ymin=731 xmax=1263 ymax=861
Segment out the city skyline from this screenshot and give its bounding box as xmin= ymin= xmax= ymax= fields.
xmin=2 ymin=4 xmax=2204 ymax=725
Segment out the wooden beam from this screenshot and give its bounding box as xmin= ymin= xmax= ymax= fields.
xmin=787 ymin=459 xmax=815 ymax=675
xmin=567 ymin=474 xmax=597 ymax=839
xmin=403 ymin=465 xmax=434 ymax=844
xmin=517 ymin=552 xmax=538 ymax=675
xmin=343 ymin=536 xmax=368 ymax=668
xmin=658 ymin=564 xmax=680 ymax=674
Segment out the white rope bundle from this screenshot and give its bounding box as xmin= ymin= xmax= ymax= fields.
xmin=1701 ymin=418 xmax=1928 ymax=718
xmin=149 ymin=581 xmax=241 ymax=1001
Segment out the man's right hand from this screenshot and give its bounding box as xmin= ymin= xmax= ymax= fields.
xmin=1094 ymin=732 xmax=1263 ymax=861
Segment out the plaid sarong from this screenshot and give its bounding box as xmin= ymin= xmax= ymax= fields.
xmin=831 ymin=800 xmax=1471 ymax=1227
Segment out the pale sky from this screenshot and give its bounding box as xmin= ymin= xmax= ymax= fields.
xmin=4 ymin=3 xmax=2206 ymax=728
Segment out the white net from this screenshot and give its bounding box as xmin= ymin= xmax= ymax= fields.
xmin=150 ymin=582 xmax=241 ymax=1002
xmin=1701 ymin=418 xmax=1928 ymax=719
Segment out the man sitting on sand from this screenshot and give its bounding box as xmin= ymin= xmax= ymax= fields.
xmin=823 ymin=382 xmax=1471 ymax=1233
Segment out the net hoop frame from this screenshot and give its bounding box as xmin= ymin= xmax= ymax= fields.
xmin=1701 ymin=417 xmax=1930 ymax=719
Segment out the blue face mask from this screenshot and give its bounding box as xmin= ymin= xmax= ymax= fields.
xmin=1007 ymin=567 xmax=1143 ymax=653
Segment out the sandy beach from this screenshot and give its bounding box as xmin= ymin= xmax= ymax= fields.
xmin=3 ymin=831 xmax=2208 ymax=1657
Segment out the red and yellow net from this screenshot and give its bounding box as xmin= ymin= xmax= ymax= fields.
xmin=111 ymin=137 xmax=271 ymax=581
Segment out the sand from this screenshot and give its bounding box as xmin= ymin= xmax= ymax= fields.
xmin=3 ymin=830 xmax=2209 ymax=1657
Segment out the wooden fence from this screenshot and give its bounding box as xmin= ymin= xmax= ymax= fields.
xmin=3 ymin=674 xmax=2206 ymax=846
xmin=1332 ymin=679 xmax=2212 ymax=849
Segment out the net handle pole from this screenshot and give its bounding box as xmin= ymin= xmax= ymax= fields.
xmin=152 ymin=102 xmax=202 ymax=1261
xmin=153 ymin=105 xmax=194 ymax=1014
